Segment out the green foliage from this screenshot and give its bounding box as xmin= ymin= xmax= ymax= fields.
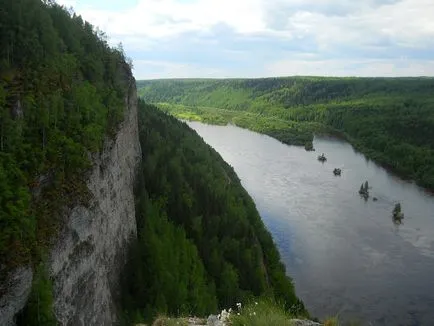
xmin=0 ymin=153 xmax=33 ymax=258
xmin=121 ymin=190 xmax=217 ymax=322
xmin=157 ymin=103 xmax=318 ymax=147
xmin=138 ymin=77 xmax=434 ymax=190
xmin=230 ymin=299 xmax=302 ymax=326
xmin=0 ymin=0 xmax=130 ymax=272
xmin=121 ymin=101 xmax=305 ymax=323
xmin=230 ymin=299 xmax=337 ymax=326
xmin=16 ymin=263 xmax=56 ymax=326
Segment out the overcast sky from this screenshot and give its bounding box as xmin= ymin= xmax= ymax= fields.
xmin=57 ymin=0 xmax=434 ymax=79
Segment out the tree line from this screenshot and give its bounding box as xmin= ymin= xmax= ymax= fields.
xmin=139 ymin=77 xmax=434 ymax=189
xmin=0 ymin=0 xmax=130 ymax=278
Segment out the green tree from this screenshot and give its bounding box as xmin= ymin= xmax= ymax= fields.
xmin=17 ymin=263 xmax=56 ymax=326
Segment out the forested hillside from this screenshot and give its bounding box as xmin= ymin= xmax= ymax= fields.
xmin=0 ymin=1 xmax=307 ymax=324
xmin=0 ymin=0 xmax=130 ymax=278
xmin=138 ymin=78 xmax=434 ymax=189
xmin=121 ymin=101 xmax=306 ymax=324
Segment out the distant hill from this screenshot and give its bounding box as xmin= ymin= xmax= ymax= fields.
xmin=138 ymin=77 xmax=434 ymax=190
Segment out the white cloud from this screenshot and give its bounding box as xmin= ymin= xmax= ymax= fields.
xmin=70 ymin=0 xmax=268 ymax=39
xmin=68 ymin=0 xmax=434 ymax=41
xmin=263 ymin=0 xmax=434 ymax=51
xmin=57 ymin=0 xmax=434 ymax=77
xmin=265 ymin=59 xmax=434 ymax=77
xmin=56 ymin=0 xmax=77 ymax=7
xmin=133 ymin=59 xmax=235 ymax=79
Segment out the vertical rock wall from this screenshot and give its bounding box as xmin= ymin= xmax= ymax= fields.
xmin=49 ymin=77 xmax=141 ymax=325
xmin=0 ymin=76 xmax=141 ymax=326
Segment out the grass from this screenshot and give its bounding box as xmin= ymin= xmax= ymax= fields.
xmin=230 ymin=299 xmax=319 ymax=326
xmin=323 ymin=316 xmax=340 ymax=326
xmin=148 ymin=300 xmax=346 ymax=326
xmin=149 ymin=316 xmax=204 ymax=326
xmin=176 ymin=112 xmax=204 ymax=122
xmin=229 ymin=299 xmax=342 ymax=326
xmin=156 ymin=103 xmax=319 ymax=147
xmin=230 ymin=299 xmax=296 ymax=326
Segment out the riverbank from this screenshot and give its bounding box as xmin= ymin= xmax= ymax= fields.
xmin=156 ymin=102 xmax=434 ymax=193
xmin=186 ymin=120 xmax=434 ymax=325
xmin=157 ymin=103 xmax=321 ymax=147
xmin=139 ymin=77 xmax=434 ymax=191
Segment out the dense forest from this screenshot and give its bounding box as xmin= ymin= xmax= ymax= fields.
xmin=0 ymin=0 xmax=130 ymax=284
xmin=138 ymin=78 xmax=434 ymax=189
xmin=0 ymin=0 xmax=309 ymax=324
xmin=0 ymin=1 xmax=307 ymax=324
xmin=121 ymin=101 xmax=306 ymax=324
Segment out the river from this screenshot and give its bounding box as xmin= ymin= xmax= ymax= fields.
xmin=187 ymin=121 xmax=434 ymax=326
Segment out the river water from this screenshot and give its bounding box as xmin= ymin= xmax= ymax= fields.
xmin=187 ymin=121 xmax=434 ymax=326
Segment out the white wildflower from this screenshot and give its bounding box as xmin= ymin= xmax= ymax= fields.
xmin=218 ymin=309 xmax=231 ymax=323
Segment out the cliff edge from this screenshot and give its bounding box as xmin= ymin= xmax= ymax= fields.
xmin=0 ymin=75 xmax=141 ymax=326
xmin=49 ymin=75 xmax=141 ymax=325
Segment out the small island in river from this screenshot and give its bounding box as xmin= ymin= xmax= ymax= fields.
xmin=318 ymin=153 xmax=327 ymax=162
xmin=305 ymin=142 xmax=315 ymax=151
xmin=359 ymin=181 xmax=370 ymax=199
xmin=392 ymin=203 xmax=404 ymax=224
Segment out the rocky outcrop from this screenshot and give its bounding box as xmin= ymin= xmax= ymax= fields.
xmin=0 ymin=76 xmax=141 ymax=326
xmin=0 ymin=267 xmax=33 ymax=326
xmin=147 ymin=316 xmax=322 ymax=326
xmin=49 ymin=77 xmax=141 ymax=326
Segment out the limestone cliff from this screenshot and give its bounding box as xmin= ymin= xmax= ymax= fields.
xmin=0 ymin=76 xmax=141 ymax=326
xmin=49 ymin=75 xmax=141 ymax=325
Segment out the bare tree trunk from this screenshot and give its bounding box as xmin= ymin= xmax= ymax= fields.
xmin=42 ymin=127 xmax=46 ymax=150
xmin=1 ymin=122 xmax=4 ymax=151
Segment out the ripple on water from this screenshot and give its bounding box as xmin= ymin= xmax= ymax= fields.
xmin=187 ymin=121 xmax=434 ymax=325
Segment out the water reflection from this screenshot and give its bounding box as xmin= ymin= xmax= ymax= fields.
xmin=188 ymin=121 xmax=434 ymax=325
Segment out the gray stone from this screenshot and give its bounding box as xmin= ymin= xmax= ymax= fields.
xmin=207 ymin=315 xmax=222 ymax=326
xmin=0 ymin=76 xmax=141 ymax=326
xmin=49 ymin=77 xmax=141 ymax=326
xmin=0 ymin=267 xmax=33 ymax=326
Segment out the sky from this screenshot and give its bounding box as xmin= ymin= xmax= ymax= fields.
xmin=56 ymin=0 xmax=434 ymax=79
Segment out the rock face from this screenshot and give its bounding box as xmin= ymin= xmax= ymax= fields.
xmin=0 ymin=76 xmax=141 ymax=326
xmin=0 ymin=267 xmax=33 ymax=326
xmin=149 ymin=316 xmax=322 ymax=326
xmin=49 ymin=77 xmax=141 ymax=325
